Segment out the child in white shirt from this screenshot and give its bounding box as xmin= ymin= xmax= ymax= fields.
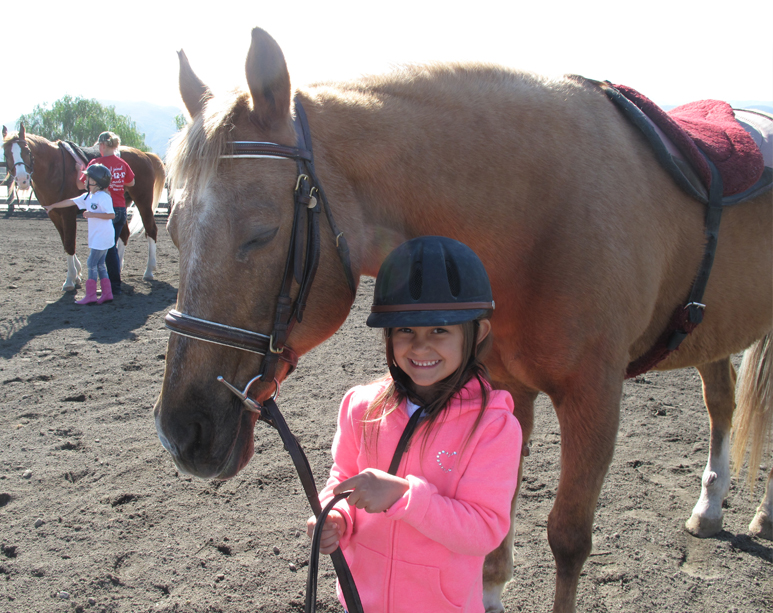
xmin=45 ymin=164 xmax=115 ymax=304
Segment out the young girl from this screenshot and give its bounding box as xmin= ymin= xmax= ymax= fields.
xmin=78 ymin=131 xmax=135 ymax=295
xmin=307 ymin=236 xmax=522 ymax=612
xmin=46 ymin=164 xmax=115 ymax=305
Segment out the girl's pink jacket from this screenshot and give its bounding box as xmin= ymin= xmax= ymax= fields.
xmin=319 ymin=378 xmax=522 ymax=612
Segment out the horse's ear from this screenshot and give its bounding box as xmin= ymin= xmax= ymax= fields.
xmin=2 ymin=126 xmax=6 ymax=138
xmin=245 ymin=28 xmax=291 ymax=129
xmin=178 ymin=49 xmax=211 ymax=118
xmin=19 ymin=123 xmax=25 ymax=140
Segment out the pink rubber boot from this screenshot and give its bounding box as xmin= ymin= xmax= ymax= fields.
xmin=75 ymin=279 xmax=98 ymax=305
xmin=97 ymin=278 xmax=113 ymax=304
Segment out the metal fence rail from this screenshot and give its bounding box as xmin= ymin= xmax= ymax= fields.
xmin=1 ymin=162 xmax=170 ymax=218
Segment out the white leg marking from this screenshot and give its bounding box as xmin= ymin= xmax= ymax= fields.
xmin=482 ymin=583 xmax=505 ymax=613
xmin=74 ymin=254 xmax=82 ymax=285
xmin=143 ymin=237 xmax=157 ymax=281
xmin=116 ymin=240 xmax=126 ymax=273
xmin=63 ymin=254 xmax=79 ymax=292
xmin=686 ymin=435 xmax=730 ymax=536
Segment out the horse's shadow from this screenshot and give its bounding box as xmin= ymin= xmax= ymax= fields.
xmin=710 ymin=529 xmax=773 ymax=564
xmin=0 ymin=280 xmax=178 ymax=359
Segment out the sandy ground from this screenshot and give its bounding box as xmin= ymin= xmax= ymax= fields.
xmin=0 ymin=215 xmax=770 ymax=613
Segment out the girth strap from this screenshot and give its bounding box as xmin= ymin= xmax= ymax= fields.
xmin=626 ymin=159 xmax=724 ymax=378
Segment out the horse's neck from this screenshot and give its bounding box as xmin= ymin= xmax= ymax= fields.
xmin=312 ymin=104 xmax=479 ymax=277
xmin=30 ymin=137 xmax=67 ymax=205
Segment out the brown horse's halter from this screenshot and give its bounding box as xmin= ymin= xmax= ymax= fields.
xmin=6 ymin=135 xmax=80 ymax=204
xmin=7 ymin=138 xmax=34 ymax=176
xmin=164 ymin=98 xmax=363 ymax=613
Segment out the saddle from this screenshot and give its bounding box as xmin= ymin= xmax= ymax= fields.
xmin=60 ymin=141 xmax=103 ymax=169
xmin=597 ymin=82 xmax=773 ymax=378
xmin=603 ymin=83 xmax=772 ymax=204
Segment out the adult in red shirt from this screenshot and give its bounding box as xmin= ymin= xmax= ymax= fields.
xmin=79 ymin=132 xmax=135 ymax=295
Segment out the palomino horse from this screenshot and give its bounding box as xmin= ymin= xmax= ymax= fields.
xmin=154 ymin=28 xmax=772 ymax=613
xmin=2 ymin=124 xmax=166 ymax=290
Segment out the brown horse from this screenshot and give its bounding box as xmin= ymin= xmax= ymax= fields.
xmin=2 ymin=124 xmax=166 ymax=290
xmin=154 ymin=28 xmax=772 ymax=613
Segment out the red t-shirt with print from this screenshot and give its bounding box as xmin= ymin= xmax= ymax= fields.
xmin=86 ymin=155 xmax=135 ymax=209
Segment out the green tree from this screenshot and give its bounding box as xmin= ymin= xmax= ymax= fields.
xmin=174 ymin=114 xmax=187 ymax=131
xmin=18 ymin=95 xmax=150 ymax=151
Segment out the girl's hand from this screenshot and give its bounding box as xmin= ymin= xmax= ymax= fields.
xmin=306 ymin=510 xmax=345 ymax=555
xmin=334 ymin=468 xmax=409 ymax=513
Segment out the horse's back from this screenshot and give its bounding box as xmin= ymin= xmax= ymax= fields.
xmin=314 ymin=65 xmax=772 ymax=375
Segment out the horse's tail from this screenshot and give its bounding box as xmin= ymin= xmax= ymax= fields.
xmin=128 ymin=153 xmax=166 ymax=238
xmin=731 ymin=331 xmax=773 ymax=492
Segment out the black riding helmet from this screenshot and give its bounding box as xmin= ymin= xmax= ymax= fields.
xmin=85 ymin=164 xmax=112 ymax=189
xmin=367 ymin=236 xmax=494 ymax=328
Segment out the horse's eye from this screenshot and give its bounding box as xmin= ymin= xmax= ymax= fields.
xmin=240 ymin=226 xmax=279 ymax=254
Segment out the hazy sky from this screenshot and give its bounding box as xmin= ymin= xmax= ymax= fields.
xmin=2 ymin=0 xmax=771 ymax=128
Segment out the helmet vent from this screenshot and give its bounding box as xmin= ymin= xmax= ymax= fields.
xmin=409 ymin=264 xmax=423 ymax=300
xmin=445 ymin=258 xmax=461 ymax=297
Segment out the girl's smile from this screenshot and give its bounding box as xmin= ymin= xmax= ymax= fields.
xmin=391 ymin=325 xmax=466 ymax=399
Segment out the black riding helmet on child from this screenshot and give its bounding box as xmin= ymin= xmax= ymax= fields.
xmin=85 ymin=164 xmax=112 ymax=190
xmin=366 ymin=235 xmax=494 ymax=329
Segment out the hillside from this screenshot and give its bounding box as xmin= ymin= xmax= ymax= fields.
xmin=102 ymin=100 xmax=184 ymax=158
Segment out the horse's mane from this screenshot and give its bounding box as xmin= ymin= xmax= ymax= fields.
xmin=166 ymin=90 xmax=254 ymax=196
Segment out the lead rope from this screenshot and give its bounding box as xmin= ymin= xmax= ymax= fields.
xmin=306 ymin=406 xmax=425 ymax=613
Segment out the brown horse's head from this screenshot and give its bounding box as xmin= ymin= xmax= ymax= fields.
xmin=155 ymin=28 xmax=358 ymax=480
xmin=2 ymin=123 xmax=33 ymax=191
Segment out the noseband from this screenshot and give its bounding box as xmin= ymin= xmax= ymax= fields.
xmin=164 ymin=98 xmax=356 ymax=395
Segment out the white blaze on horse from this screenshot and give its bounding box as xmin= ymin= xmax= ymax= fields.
xmin=154 ymin=28 xmax=772 ymax=613
xmin=2 ymin=124 xmax=166 ymax=291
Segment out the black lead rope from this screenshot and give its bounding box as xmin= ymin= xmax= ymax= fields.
xmin=305 ymin=406 xmax=425 ymax=613
xmin=256 ymin=398 xmax=363 ymax=613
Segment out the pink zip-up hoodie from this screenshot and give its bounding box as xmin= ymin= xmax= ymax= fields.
xmin=319 ymin=377 xmax=522 ymax=612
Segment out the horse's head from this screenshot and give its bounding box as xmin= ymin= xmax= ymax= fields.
xmin=2 ymin=123 xmax=33 ymax=191
xmin=155 ymin=28 xmax=358 ymax=480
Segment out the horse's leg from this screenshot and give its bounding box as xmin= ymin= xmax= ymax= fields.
xmin=135 ymin=199 xmax=159 ymax=281
xmin=685 ymin=358 xmax=736 ymax=537
xmin=55 ymin=209 xmax=80 ymax=291
xmin=482 ymin=383 xmax=537 ymax=613
xmin=118 ymin=223 xmax=130 ymax=272
xmin=749 ymin=466 xmax=773 ymax=539
xmin=549 ymin=377 xmax=622 ymax=613
xmin=144 ymin=236 xmax=158 ymax=281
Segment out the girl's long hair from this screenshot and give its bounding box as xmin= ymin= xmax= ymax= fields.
xmin=363 ymin=319 xmax=493 ymax=455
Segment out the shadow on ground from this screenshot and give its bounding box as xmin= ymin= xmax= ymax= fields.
xmin=0 ymin=279 xmax=178 ymax=358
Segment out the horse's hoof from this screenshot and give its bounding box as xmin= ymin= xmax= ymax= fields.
xmin=749 ymin=512 xmax=773 ymax=540
xmin=62 ymin=283 xmax=76 ymax=292
xmin=143 ymin=272 xmax=155 ymax=281
xmin=684 ymin=513 xmax=723 ymax=537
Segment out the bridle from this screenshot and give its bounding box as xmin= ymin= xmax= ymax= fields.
xmin=164 ymin=97 xmax=357 ymax=395
xmin=164 ymin=97 xmax=364 ymax=613
xmin=6 ymin=137 xmax=34 ymax=176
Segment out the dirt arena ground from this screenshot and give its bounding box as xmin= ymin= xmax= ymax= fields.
xmin=0 ymin=214 xmax=770 ymax=612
